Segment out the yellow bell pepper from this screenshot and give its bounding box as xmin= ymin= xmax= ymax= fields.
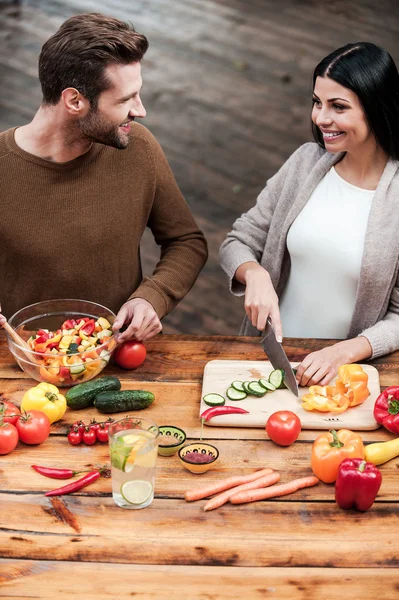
xmin=21 ymin=382 xmax=67 ymax=424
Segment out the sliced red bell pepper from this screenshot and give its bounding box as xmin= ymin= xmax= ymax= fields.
xmin=80 ymin=319 xmax=95 ymax=336
xmin=335 ymin=458 xmax=382 ymax=512
xmin=373 ymin=386 xmax=399 ymax=434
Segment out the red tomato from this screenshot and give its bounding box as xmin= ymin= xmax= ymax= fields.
xmin=0 ymin=400 xmax=21 ymax=426
xmin=0 ymin=422 xmax=19 ymax=455
xmin=82 ymin=427 xmax=97 ymax=445
xmin=113 ymin=341 xmax=146 ymax=370
xmin=15 ymin=410 xmax=51 ymax=445
xmin=67 ymin=427 xmax=82 ymax=446
xmin=96 ymin=425 xmax=109 ymax=443
xmin=266 ymin=411 xmax=301 ymax=446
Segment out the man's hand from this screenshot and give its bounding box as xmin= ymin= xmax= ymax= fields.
xmin=112 ymin=298 xmax=162 ymax=343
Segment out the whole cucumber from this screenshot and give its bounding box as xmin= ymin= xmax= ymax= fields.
xmin=94 ymin=390 xmax=155 ymax=413
xmin=66 ymin=376 xmax=121 ymax=409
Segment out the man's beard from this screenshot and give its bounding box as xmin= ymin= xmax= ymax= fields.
xmin=78 ymin=108 xmax=130 ymax=150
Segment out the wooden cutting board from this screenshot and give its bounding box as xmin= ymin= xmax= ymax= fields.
xmin=200 ymin=360 xmax=381 ymax=430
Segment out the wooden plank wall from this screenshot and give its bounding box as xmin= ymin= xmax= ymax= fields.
xmin=1 ymin=0 xmax=398 ymax=334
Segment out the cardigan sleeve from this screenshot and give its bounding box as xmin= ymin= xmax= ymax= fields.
xmin=359 ymin=279 xmax=399 ymax=358
xmin=219 ymin=143 xmax=316 ymax=295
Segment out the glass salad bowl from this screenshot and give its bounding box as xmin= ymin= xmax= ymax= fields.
xmin=6 ymin=299 xmax=117 ymax=387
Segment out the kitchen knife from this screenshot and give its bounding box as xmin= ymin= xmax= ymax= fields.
xmin=260 ymin=319 xmax=299 ymax=397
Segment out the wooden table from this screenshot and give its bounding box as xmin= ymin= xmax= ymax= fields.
xmin=1 ymin=332 xmax=398 ymax=598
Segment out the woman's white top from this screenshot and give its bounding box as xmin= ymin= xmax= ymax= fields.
xmin=279 ymin=166 xmax=375 ymax=339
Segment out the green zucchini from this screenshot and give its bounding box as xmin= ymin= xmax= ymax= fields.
xmin=66 ymin=376 xmax=121 ymax=409
xmin=94 ymin=390 xmax=155 ymax=413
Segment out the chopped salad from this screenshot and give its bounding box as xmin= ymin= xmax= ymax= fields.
xmin=27 ymin=317 xmax=115 ymax=385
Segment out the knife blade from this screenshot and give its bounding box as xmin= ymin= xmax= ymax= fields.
xmin=260 ymin=319 xmax=299 ymax=397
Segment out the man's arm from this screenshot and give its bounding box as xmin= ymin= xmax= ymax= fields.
xmin=113 ymin=129 xmax=208 ymax=342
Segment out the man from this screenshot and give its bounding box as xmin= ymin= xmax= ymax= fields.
xmin=0 ymin=13 xmax=207 ymax=342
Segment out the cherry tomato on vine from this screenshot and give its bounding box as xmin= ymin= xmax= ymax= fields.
xmin=266 ymin=411 xmax=301 ymax=446
xmin=71 ymin=420 xmax=86 ymax=434
xmin=15 ymin=410 xmax=51 ymax=445
xmin=82 ymin=427 xmax=97 ymax=446
xmin=0 ymin=422 xmax=19 ymax=455
xmin=96 ymin=425 xmax=109 ymax=443
xmin=0 ymin=400 xmax=21 ymax=425
xmin=89 ymin=420 xmax=101 ymax=432
xmin=113 ymin=341 xmax=146 ymax=370
xmin=67 ymin=427 xmax=82 ymax=446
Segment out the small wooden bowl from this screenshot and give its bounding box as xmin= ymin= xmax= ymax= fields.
xmin=178 ymin=442 xmax=219 ymax=474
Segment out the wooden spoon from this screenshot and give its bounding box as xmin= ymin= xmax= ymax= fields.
xmin=1 ymin=320 xmax=42 ymax=365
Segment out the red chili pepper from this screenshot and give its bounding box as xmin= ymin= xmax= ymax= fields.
xmin=45 ymin=470 xmax=101 ymax=496
xmin=335 ymin=458 xmax=382 ymax=512
xmin=373 ymin=386 xmax=399 ymax=434
xmin=200 ymin=406 xmax=249 ymax=422
xmin=32 ymin=465 xmax=91 ymax=479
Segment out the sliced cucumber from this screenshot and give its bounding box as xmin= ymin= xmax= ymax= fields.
xmin=247 ymin=381 xmax=267 ymax=397
xmin=231 ymin=380 xmax=245 ymax=392
xmin=69 ymin=363 xmax=86 ymax=375
xmin=259 ymin=378 xmax=276 ymax=392
xmin=226 ymin=387 xmax=247 ymax=401
xmin=243 ymin=381 xmax=253 ymax=394
xmin=269 ymin=369 xmax=285 ymax=389
xmin=203 ymin=393 xmax=225 ymax=407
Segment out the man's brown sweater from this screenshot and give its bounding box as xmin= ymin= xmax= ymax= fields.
xmin=0 ymin=123 xmax=208 ymax=319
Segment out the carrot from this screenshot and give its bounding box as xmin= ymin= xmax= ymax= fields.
xmin=229 ymin=475 xmax=320 ymax=505
xmin=185 ymin=468 xmax=274 ymax=502
xmin=203 ymin=472 xmax=280 ymax=512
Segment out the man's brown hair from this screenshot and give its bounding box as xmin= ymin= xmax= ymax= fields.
xmin=38 ymin=13 xmax=149 ymax=106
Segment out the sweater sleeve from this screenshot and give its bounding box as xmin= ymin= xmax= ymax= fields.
xmin=128 ymin=131 xmax=208 ymax=318
xmin=219 ymin=143 xmax=315 ymax=295
xmin=359 ymin=279 xmax=399 ymax=358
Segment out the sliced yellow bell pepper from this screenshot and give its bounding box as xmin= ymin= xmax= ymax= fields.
xmin=21 ymin=382 xmax=67 ymax=424
xmin=302 ymin=385 xmax=350 ymax=413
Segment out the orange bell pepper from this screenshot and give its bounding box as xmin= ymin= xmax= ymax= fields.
xmin=335 ymin=364 xmax=370 ymax=407
xmin=301 ymin=385 xmax=350 ymax=413
xmin=311 ymin=429 xmax=364 ymax=483
xmin=301 ymin=364 xmax=369 ymax=413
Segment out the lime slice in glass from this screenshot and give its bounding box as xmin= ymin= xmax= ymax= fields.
xmin=121 ymin=480 xmax=153 ymax=505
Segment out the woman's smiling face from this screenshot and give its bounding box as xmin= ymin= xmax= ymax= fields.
xmin=312 ymin=76 xmax=375 ymax=154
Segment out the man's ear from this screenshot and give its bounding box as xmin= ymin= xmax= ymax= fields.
xmin=61 ymin=88 xmax=90 ymax=116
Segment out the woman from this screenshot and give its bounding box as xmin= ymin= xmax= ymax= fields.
xmin=219 ymin=42 xmax=399 ymax=388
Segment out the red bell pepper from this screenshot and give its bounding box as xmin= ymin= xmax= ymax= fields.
xmin=80 ymin=319 xmax=95 ymax=336
xmin=335 ymin=458 xmax=382 ymax=512
xmin=373 ymin=386 xmax=399 ymax=434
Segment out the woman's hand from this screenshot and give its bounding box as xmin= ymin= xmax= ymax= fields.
xmin=296 ymin=337 xmax=373 ymax=387
xmin=235 ymin=262 xmax=282 ymax=341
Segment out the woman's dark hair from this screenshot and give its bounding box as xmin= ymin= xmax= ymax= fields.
xmin=39 ymin=13 xmax=149 ymax=107
xmin=312 ymin=42 xmax=399 ymax=160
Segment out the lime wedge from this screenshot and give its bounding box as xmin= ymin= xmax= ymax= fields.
xmin=121 ymin=480 xmax=153 ymax=505
xmin=121 ymin=434 xmax=141 ymax=445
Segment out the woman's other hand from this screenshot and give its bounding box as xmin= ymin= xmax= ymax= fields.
xmin=235 ymin=262 xmax=282 ymax=341
xmin=295 ymin=337 xmax=372 ymax=386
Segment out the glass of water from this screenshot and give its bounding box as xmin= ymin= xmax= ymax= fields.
xmin=108 ymin=416 xmax=159 ymax=509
